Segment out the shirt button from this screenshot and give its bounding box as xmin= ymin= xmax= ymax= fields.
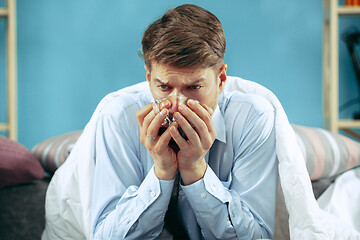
xmin=179 ymin=190 xmax=185 ymax=196
xmin=211 ymin=186 xmax=216 ymax=192
xmin=201 ymin=192 xmax=207 ymax=198
xmin=150 ymin=191 xmax=156 ymax=197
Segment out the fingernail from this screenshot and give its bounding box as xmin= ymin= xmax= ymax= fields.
xmin=188 ymin=99 xmax=199 ymax=106
xmin=170 ymin=126 xmax=177 ymax=132
xmin=160 ymin=100 xmax=170 ymax=108
xmin=160 ymin=109 xmax=167 ymax=116
xmin=174 ymin=112 xmax=182 ymax=120
xmin=170 ymin=120 xmax=178 ymax=126
xmin=178 ymin=104 xmax=186 ymax=111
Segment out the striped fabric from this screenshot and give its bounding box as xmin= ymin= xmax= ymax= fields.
xmin=292 ymin=124 xmax=360 ymax=180
xmin=31 ymin=131 xmax=82 ymax=174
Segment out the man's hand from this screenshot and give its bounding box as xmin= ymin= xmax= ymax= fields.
xmin=137 ymin=103 xmax=178 ymax=180
xmin=169 ymin=99 xmax=216 ymax=185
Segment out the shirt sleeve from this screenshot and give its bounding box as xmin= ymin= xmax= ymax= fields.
xmin=91 ymin=112 xmax=174 ymax=240
xmin=181 ymin=107 xmax=278 ymax=240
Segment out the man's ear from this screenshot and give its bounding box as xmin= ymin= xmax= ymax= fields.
xmin=218 ymin=64 xmax=227 ymax=93
xmin=144 ymin=65 xmax=151 ymax=82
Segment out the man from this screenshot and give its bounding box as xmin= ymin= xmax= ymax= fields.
xmin=91 ymin=4 xmax=277 ymax=240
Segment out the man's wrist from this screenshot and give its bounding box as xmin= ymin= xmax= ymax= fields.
xmin=154 ymin=165 xmax=177 ymax=180
xmin=179 ymin=159 xmax=207 ymax=185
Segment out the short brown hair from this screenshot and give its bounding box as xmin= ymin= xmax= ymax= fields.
xmin=140 ymin=4 xmax=226 ymax=70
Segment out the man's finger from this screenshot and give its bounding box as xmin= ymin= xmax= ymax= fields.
xmin=187 ymin=100 xmax=216 ymax=137
xmin=147 ymin=108 xmax=169 ymax=139
xmin=136 ymin=103 xmax=153 ymax=127
xmin=169 ymin=124 xmax=188 ymax=149
xmin=201 ymin=103 xmax=214 ymax=116
xmin=157 ymin=122 xmax=177 ymax=148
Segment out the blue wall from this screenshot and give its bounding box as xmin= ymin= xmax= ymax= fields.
xmin=0 ymin=0 xmax=359 ymax=148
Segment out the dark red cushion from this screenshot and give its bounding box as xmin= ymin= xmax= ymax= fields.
xmin=0 ymin=136 xmax=45 ymax=188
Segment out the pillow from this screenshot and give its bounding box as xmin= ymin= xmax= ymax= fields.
xmin=31 ymin=131 xmax=82 ymax=174
xmin=0 ymin=136 xmax=45 ymax=188
xmin=292 ymin=124 xmax=360 ymax=180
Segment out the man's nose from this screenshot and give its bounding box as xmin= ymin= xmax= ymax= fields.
xmin=168 ymin=95 xmax=187 ymax=113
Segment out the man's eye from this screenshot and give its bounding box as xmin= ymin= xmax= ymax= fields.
xmin=159 ymin=85 xmax=168 ymax=90
xmin=189 ymin=85 xmax=201 ymax=90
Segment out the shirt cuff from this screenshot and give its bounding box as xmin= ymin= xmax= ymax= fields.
xmin=137 ymin=166 xmax=174 ymax=211
xmin=181 ymin=165 xmax=231 ymax=212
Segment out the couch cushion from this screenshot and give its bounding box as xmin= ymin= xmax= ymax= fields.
xmin=0 ymin=136 xmax=45 ymax=188
xmin=292 ymin=124 xmax=360 ymax=180
xmin=31 ymin=131 xmax=82 ymax=174
xmin=0 ymin=178 xmax=50 ymax=239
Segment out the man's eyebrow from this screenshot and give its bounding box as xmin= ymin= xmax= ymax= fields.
xmin=190 ymin=78 xmax=206 ymax=84
xmin=153 ymin=78 xmax=168 ymax=85
xmin=152 ymin=77 xmax=205 ymax=85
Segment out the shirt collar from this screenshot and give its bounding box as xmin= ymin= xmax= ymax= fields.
xmin=212 ymin=104 xmax=226 ymax=143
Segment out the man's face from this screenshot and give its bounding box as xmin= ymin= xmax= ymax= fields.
xmin=146 ymin=62 xmax=227 ymax=120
